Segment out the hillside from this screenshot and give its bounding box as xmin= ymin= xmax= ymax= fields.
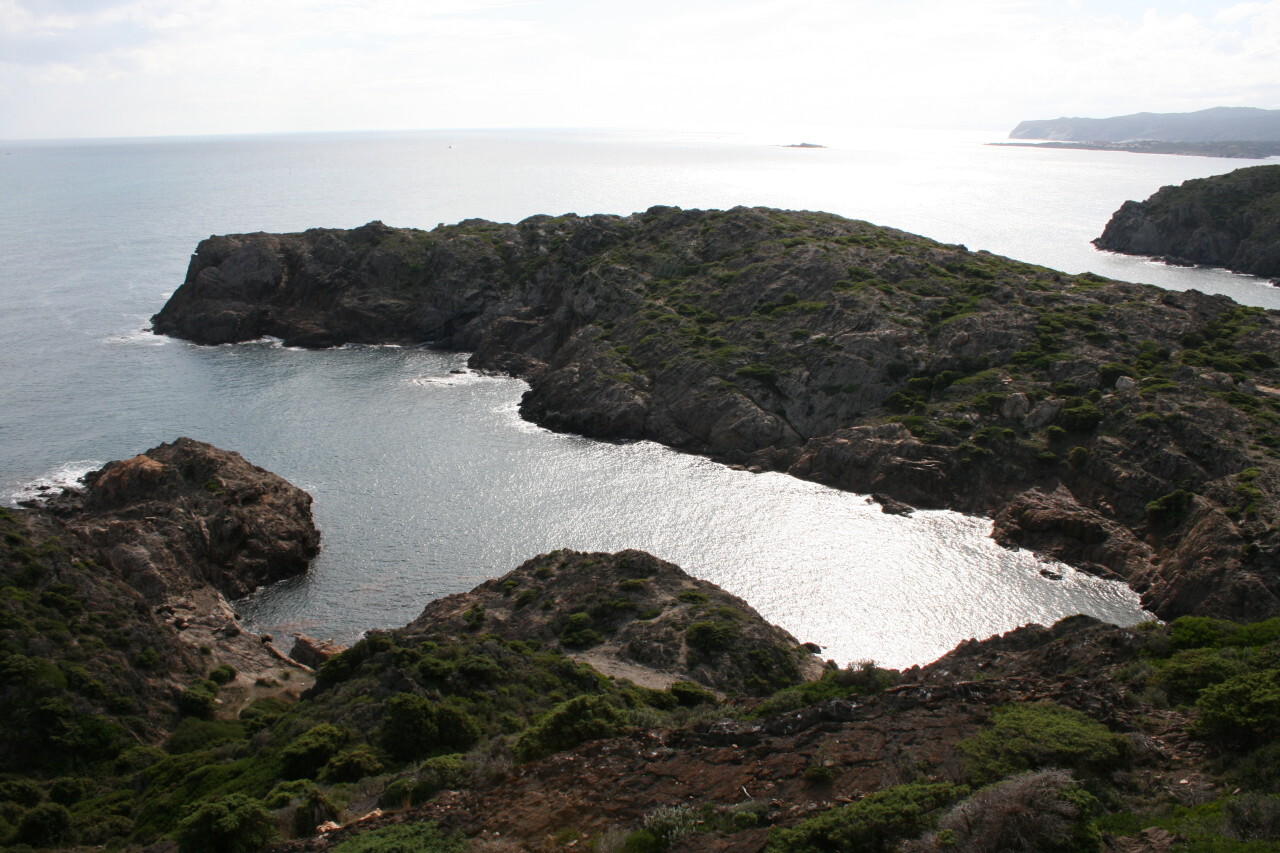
xmin=4 ymin=444 xmax=1280 ymax=851
xmin=1009 ymin=106 xmax=1280 ymax=143
xmin=1095 ymin=164 xmax=1280 ymax=279
xmin=153 ymin=206 xmax=1280 ymax=623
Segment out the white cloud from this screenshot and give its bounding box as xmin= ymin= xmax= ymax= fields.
xmin=1 ymin=0 xmax=1278 ymax=138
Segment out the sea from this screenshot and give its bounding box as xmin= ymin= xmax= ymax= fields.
xmin=2 ymin=127 xmax=1277 ymax=669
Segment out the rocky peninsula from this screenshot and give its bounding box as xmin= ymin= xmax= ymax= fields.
xmin=1095 ymin=164 xmax=1280 ymax=280
xmin=154 ymin=206 xmax=1280 ymax=623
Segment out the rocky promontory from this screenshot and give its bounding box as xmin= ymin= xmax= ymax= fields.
xmin=1094 ymin=164 xmax=1280 ymax=279
xmin=1010 ymin=106 xmax=1280 ymax=143
xmin=154 ymin=207 xmax=1280 ymax=623
xmin=406 ymin=549 xmax=823 ymax=696
xmin=0 ymin=439 xmax=319 ymax=797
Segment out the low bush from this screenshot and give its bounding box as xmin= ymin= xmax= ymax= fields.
xmin=280 ymin=724 xmax=347 ymax=780
xmin=642 ymin=803 xmax=699 ymax=848
xmin=177 ymin=679 xmax=220 ymax=719
xmin=1154 ymin=648 xmax=1250 ymax=701
xmin=329 ymin=821 xmax=463 ymax=853
xmin=175 ymin=794 xmax=276 ymax=853
xmin=902 ymin=769 xmax=1099 ymax=853
xmin=208 ymin=664 xmax=237 ymax=685
xmin=1196 ymin=669 xmax=1280 ymax=743
xmin=379 ymin=694 xmax=480 ymax=763
xmin=512 ymin=694 xmax=626 ymax=763
xmin=320 ymin=744 xmax=384 ymax=783
xmin=16 ymin=801 xmax=72 ymax=848
xmin=958 ymin=702 xmax=1126 ymax=783
xmin=767 ymin=782 xmax=966 ymax=853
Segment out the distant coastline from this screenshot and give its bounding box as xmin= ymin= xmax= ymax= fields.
xmin=990 ymin=139 xmax=1280 ymax=159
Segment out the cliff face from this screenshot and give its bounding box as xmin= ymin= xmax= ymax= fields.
xmin=154 ymin=207 xmax=1280 ymax=623
xmin=1094 ymin=164 xmax=1280 ymax=279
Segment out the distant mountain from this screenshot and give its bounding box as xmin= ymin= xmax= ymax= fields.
xmin=1010 ymin=106 xmax=1280 ymax=142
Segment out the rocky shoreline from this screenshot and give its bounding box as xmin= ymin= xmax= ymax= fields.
xmin=1094 ymin=164 xmax=1280 ymax=280
xmin=154 ymin=206 xmax=1280 ymax=623
xmin=3 ymin=441 xmax=1279 ymax=851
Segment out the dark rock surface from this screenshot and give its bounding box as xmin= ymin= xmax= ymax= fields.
xmin=1094 ymin=164 xmax=1280 ymax=279
xmin=153 ymin=207 xmax=1280 ymax=622
xmin=46 ymin=437 xmax=321 ymax=600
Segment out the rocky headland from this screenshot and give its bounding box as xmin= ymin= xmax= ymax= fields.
xmin=1009 ymin=106 xmax=1280 ymax=144
xmin=992 ymin=140 xmax=1280 ymax=159
xmin=154 ymin=206 xmax=1280 ymax=623
xmin=1094 ymin=164 xmax=1280 ymax=280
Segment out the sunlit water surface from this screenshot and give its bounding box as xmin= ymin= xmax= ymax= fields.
xmin=4 ymin=127 xmax=1271 ymax=666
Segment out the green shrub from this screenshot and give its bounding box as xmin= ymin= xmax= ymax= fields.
xmin=177 ymin=679 xmax=220 ymax=719
xmin=166 ymin=718 xmax=248 ymax=754
xmin=16 ymin=801 xmax=72 ymax=848
xmin=379 ymin=694 xmax=480 ymax=763
xmin=377 ymin=755 xmax=466 ymax=809
xmin=642 ymin=803 xmax=699 ymax=848
xmin=512 ymin=694 xmax=626 ymax=763
xmin=1058 ymin=402 xmax=1103 ymax=432
xmin=668 ymin=681 xmax=716 ymax=706
xmin=1230 ymin=618 xmax=1280 ymax=648
xmin=175 ymin=794 xmax=276 ymax=853
xmin=291 ymin=785 xmax=340 ymax=838
xmin=280 ymin=723 xmax=347 ymax=780
xmin=208 ymin=664 xmax=237 ymax=685
xmin=686 ymin=621 xmax=737 ymax=654
xmin=767 ymin=782 xmax=967 ymax=852
xmin=1154 ymin=648 xmax=1250 ymax=700
xmin=559 ymin=612 xmax=604 ymax=649
xmin=1146 ymin=489 xmax=1194 ymax=525
xmin=46 ymin=776 xmax=95 ymax=805
xmin=320 ymin=744 xmax=385 ymax=782
xmin=1196 ymin=669 xmax=1280 ymax=743
xmin=1168 ymin=615 xmax=1239 ymax=650
xmin=958 ymin=702 xmax=1126 ymax=783
xmin=0 ymin=779 xmax=44 ymax=807
xmin=905 ymin=769 xmax=1098 ymax=853
xmin=329 ymin=822 xmax=464 ymax=853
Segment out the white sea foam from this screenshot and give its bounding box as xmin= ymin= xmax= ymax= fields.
xmin=8 ymin=460 xmax=103 ymax=506
xmin=409 ymin=370 xmax=505 ymax=388
xmin=105 ymin=325 xmax=170 ymax=346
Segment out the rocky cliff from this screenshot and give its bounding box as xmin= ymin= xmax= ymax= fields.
xmin=154 ymin=207 xmax=1280 ymax=623
xmin=1094 ymin=164 xmax=1280 ymax=279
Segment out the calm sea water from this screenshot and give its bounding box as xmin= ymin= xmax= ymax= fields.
xmin=2 ymin=128 xmax=1275 ymax=667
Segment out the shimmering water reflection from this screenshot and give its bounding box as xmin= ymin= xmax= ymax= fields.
xmin=233 ymin=345 xmax=1148 ymax=668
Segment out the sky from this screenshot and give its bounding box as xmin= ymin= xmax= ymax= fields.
xmin=1 ymin=0 xmax=1279 ymax=140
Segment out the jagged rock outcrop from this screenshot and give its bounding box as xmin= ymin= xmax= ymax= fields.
xmin=47 ymin=437 xmax=320 ymax=600
xmin=153 ymin=207 xmax=1280 ymax=622
xmin=1094 ymin=164 xmax=1280 ymax=278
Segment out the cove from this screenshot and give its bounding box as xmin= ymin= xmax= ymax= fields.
xmin=230 ymin=342 xmax=1148 ymax=669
